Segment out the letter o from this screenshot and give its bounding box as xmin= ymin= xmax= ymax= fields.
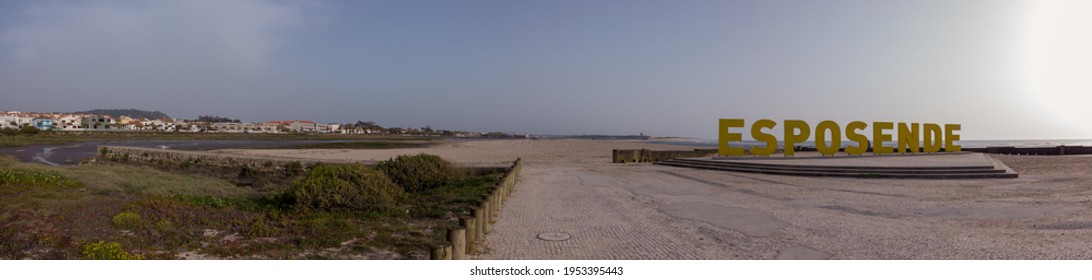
xmin=815 ymin=120 xmax=841 ymax=156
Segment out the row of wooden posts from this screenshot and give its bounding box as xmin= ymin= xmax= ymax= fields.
xmin=430 ymin=158 xmax=523 ymax=260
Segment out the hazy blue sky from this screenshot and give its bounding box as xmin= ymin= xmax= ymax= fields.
xmin=1 ymin=0 xmax=1089 ymax=140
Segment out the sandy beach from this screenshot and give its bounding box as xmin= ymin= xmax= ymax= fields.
xmin=215 ymin=139 xmax=1092 ymax=259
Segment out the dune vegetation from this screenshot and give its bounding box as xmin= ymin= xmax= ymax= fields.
xmin=0 ymin=153 xmax=503 ymax=259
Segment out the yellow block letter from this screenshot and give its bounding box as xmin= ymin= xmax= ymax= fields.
xmin=872 ymin=121 xmax=894 ymax=155
xmin=945 ymin=124 xmax=961 ymax=152
xmin=897 ymin=122 xmax=920 ymax=154
xmin=815 ymin=120 xmax=841 ymax=156
xmin=783 ymin=120 xmax=810 ymax=157
xmin=719 ymin=119 xmax=745 ymax=156
xmin=923 ymin=123 xmax=942 ymax=153
xmin=750 ymin=119 xmax=777 ymax=156
xmin=844 ymin=121 xmax=868 ymax=155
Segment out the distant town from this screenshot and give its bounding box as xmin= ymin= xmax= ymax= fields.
xmin=0 ymin=109 xmax=516 ymax=137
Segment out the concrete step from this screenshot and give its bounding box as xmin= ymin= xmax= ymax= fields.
xmin=655 ymin=159 xmax=1018 ymax=179
xmin=665 ymin=158 xmax=1004 ymax=174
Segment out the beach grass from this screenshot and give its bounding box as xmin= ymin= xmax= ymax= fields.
xmin=70 ymin=163 xmax=259 ymax=198
xmin=0 ymin=155 xmax=501 ymax=259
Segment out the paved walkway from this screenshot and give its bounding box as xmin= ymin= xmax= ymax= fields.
xmin=473 ymin=161 xmax=822 ymax=259
xmin=475 ymin=163 xmax=704 ymax=259
xmin=474 ymin=157 xmax=1092 ymax=259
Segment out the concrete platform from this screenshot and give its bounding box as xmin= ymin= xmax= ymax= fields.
xmin=655 ymin=152 xmax=1018 ymax=179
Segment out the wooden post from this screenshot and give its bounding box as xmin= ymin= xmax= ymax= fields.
xmin=505 ymin=179 xmax=513 ymax=197
xmin=472 ymin=208 xmax=485 ymax=240
xmin=489 ymin=191 xmax=499 ymax=218
xmin=506 ymin=173 xmax=514 ymax=195
xmin=485 ymin=193 xmax=495 ymax=218
xmin=460 ymin=216 xmax=477 ymax=254
xmin=505 ymin=175 xmax=512 ymax=195
xmin=448 ymin=227 xmax=466 ymax=260
xmin=480 ymin=200 xmax=492 ymax=234
xmin=430 ymin=242 xmax=452 ymax=260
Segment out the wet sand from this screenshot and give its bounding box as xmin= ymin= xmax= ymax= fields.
xmin=214 ymin=139 xmax=1092 ymax=259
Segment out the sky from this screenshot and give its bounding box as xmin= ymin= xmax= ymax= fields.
xmin=0 ymin=0 xmax=1090 ymax=140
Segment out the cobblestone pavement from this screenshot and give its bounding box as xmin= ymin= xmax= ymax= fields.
xmin=473 ymin=157 xmax=1092 ymax=260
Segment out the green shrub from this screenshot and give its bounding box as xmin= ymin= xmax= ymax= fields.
xmin=155 ymin=219 xmax=174 ymax=233
xmin=297 ymin=214 xmax=357 ymax=247
xmin=246 ymin=217 xmax=278 ymax=238
xmin=238 ymin=165 xmax=259 ymax=179
xmin=283 ymin=164 xmax=403 ymax=210
xmin=0 ymin=169 xmax=80 ymax=188
xmin=112 ymin=211 xmax=142 ymax=229
xmin=18 ymin=126 xmax=39 ymax=136
xmin=284 ymin=161 xmax=304 ymax=175
xmin=376 ymin=154 xmax=461 ymax=192
xmin=81 ymin=241 xmax=143 ymax=260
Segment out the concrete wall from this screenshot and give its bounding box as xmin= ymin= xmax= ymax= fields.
xmin=611 ymin=145 xmax=1092 ymax=161
xmin=612 ymin=148 xmax=719 ymax=163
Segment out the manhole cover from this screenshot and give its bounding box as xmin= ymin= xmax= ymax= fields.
xmin=537 ymin=232 xmax=571 ymax=241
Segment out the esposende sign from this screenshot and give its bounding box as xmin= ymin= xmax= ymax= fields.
xmin=719 ymin=119 xmax=961 ymax=157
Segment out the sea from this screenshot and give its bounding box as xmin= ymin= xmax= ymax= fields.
xmin=648 ymin=139 xmax=1092 ymax=149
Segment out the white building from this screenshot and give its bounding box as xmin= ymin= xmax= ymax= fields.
xmin=0 ymin=114 xmax=34 ymax=129
xmin=56 ymin=115 xmax=84 ymax=130
xmin=211 ymin=122 xmax=241 ymax=133
xmin=290 ymin=121 xmax=317 ymax=133
xmin=0 ymin=115 xmax=19 ymax=129
xmin=81 ymin=116 xmax=116 ymax=130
